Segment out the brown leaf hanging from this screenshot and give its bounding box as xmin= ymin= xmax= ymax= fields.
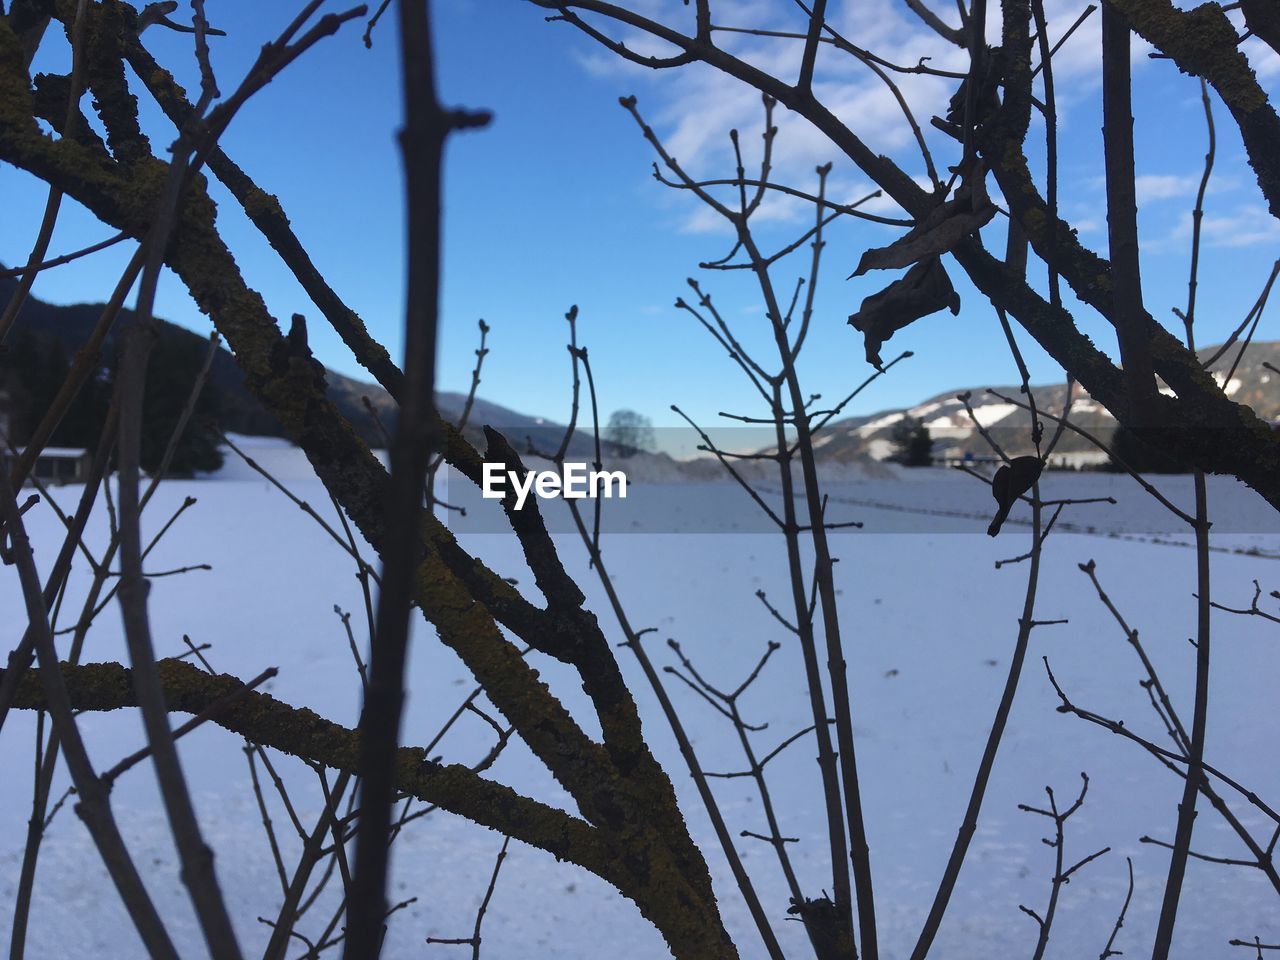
xmin=987 ymin=455 xmax=1044 ymax=536
xmin=847 ymin=257 xmax=960 ymax=370
xmin=849 ymin=166 xmax=996 ymax=277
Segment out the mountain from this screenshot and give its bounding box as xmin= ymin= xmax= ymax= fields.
xmin=805 ymin=343 xmax=1280 ymax=465
xmin=0 ymin=272 xmax=594 ymax=455
xmin=7 ymin=273 xmax=1276 ymax=467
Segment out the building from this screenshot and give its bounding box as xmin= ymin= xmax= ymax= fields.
xmin=2 ymin=446 xmax=92 ymax=485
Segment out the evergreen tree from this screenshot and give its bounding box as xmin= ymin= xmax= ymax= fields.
xmin=107 ymin=332 xmax=223 ymax=476
xmin=0 ymin=333 xmax=109 ymax=448
xmin=41 ymin=337 xmax=110 ymax=449
xmin=139 ymin=333 xmax=223 ymax=475
xmin=7 ymin=329 xmax=48 ymax=440
xmin=889 ymin=414 xmax=933 ymax=466
xmin=1 ymin=326 xmax=219 ymax=473
xmin=55 ymin=360 xmax=111 ymax=450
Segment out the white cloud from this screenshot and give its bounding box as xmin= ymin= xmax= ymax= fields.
xmin=679 ymin=204 xmax=732 ymax=236
xmin=1081 ymin=171 xmax=1241 ymax=208
xmin=1201 ymin=210 xmax=1280 ymax=248
xmin=1134 ymin=174 xmax=1200 ymax=204
xmin=1243 ymin=36 xmax=1280 ymax=81
xmin=586 ymin=0 xmax=967 ymax=235
xmin=1169 ymin=204 xmax=1280 ymax=250
xmin=556 ymin=0 xmax=1183 ymax=238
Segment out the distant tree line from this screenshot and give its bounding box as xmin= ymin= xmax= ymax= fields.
xmin=0 ymin=329 xmax=222 ymax=476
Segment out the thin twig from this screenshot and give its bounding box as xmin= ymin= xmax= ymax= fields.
xmin=344 ymin=5 xmax=489 ymax=954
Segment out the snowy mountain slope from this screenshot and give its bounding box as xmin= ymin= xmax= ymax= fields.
xmin=12 ymin=269 xmax=1277 ymax=470
xmin=799 ymin=342 xmax=1280 ymax=465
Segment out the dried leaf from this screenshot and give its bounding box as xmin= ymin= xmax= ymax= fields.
xmin=850 ymin=169 xmax=996 ymax=276
xmin=847 ymin=257 xmax=960 ymax=370
xmin=987 ymin=456 xmax=1043 ymax=537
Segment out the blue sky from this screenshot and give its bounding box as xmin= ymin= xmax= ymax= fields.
xmin=3 ymin=0 xmax=1279 ymax=443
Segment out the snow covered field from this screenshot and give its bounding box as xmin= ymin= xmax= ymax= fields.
xmin=2 ymin=438 xmax=1278 ymax=959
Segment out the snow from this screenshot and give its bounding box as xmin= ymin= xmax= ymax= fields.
xmin=2 ymin=441 xmax=1278 ymax=959
xmin=957 ymin=402 xmax=1019 ymax=428
xmin=10 ymin=446 xmax=86 ymax=458
xmin=911 ymin=401 xmax=946 ymax=419
xmin=866 ymin=438 xmax=896 ymax=461
xmin=857 ymin=412 xmax=906 ymax=435
xmin=214 ymin=432 xmax=388 ymax=481
xmin=1210 ymin=373 xmax=1244 ymax=397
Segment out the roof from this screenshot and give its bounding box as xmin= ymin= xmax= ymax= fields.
xmin=6 ymin=447 xmax=89 ymax=459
